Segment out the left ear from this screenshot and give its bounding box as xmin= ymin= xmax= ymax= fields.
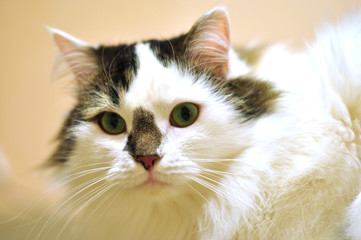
xmin=184 ymin=6 xmax=231 ymax=78
xmin=47 ymin=27 xmax=98 ymax=87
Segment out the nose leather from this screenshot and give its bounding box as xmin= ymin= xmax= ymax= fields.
xmin=136 ymin=155 xmax=160 ymax=171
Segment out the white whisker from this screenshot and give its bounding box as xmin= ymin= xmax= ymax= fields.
xmin=76 ymin=183 xmax=117 ymax=238
xmin=185 ymin=182 xmax=209 ymax=203
xmin=188 ymin=176 xmax=227 ymax=199
xmin=55 ymin=182 xmax=114 ymax=240
xmin=32 ymin=175 xmax=108 ymax=240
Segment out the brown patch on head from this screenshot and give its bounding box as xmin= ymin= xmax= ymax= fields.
xmin=93 ymin=44 xmax=138 ymax=93
xmin=147 ymin=34 xmax=187 ymax=67
xmin=125 ymin=108 xmax=162 ymax=158
xmin=225 ymin=77 xmax=280 ymax=119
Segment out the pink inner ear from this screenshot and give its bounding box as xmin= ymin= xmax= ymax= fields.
xmin=187 ymin=8 xmax=231 ymax=78
xmin=52 ymin=31 xmax=97 ymax=85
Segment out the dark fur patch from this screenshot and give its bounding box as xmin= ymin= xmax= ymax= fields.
xmin=147 ymin=34 xmax=187 ymax=67
xmin=125 ymin=108 xmax=162 ymax=158
xmin=94 ymin=44 xmax=139 ymax=91
xmin=224 ymin=77 xmax=280 ymax=120
xmin=46 ymin=107 xmax=84 ymax=165
xmin=90 ymin=44 xmax=139 ymax=105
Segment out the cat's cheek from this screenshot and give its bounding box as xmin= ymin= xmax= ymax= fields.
xmin=106 ymin=157 xmax=149 ymax=185
xmin=154 ymin=144 xmax=201 ymax=184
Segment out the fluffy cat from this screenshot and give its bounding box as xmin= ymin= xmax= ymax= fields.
xmin=45 ymin=6 xmax=361 ymax=240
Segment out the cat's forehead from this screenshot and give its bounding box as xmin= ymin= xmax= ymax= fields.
xmin=123 ymin=43 xmax=209 ymax=110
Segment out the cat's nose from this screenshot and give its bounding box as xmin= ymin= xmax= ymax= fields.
xmin=136 ymin=155 xmax=160 ymax=171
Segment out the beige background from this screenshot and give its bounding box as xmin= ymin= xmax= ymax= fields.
xmin=1 ymin=0 xmax=361 ymax=238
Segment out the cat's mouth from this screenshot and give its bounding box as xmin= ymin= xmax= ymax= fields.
xmin=139 ymin=175 xmax=168 ymax=192
xmin=144 ymin=176 xmax=167 ymax=186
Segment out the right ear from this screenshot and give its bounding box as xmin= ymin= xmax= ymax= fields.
xmin=184 ymin=6 xmax=231 ymax=79
xmin=47 ymin=27 xmax=98 ymax=85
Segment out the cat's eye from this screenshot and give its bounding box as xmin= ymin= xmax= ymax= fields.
xmin=98 ymin=112 xmax=126 ymax=135
xmin=170 ymin=102 xmax=199 ymax=128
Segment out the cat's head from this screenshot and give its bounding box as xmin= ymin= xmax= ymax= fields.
xmin=47 ymin=7 xmax=278 ymax=202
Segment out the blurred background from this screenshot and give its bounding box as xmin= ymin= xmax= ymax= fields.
xmin=1 ymin=0 xmax=361 ymax=238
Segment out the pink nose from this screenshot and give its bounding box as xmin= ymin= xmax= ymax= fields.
xmin=136 ymin=155 xmax=160 ymax=171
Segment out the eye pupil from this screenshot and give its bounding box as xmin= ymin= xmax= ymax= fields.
xmin=109 ymin=113 xmax=120 ymax=129
xmin=181 ymin=107 xmax=191 ymax=121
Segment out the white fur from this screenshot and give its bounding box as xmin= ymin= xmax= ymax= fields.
xmin=47 ymin=27 xmax=90 ymax=48
xmin=227 ymin=48 xmax=251 ymax=78
xmin=347 ymin=192 xmax=361 ymax=240
xmin=49 ymin=9 xmax=361 ymax=240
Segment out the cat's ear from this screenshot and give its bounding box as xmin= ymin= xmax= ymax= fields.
xmin=185 ymin=6 xmax=231 ymax=78
xmin=47 ymin=27 xmax=97 ymax=85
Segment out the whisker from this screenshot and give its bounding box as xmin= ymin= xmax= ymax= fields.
xmin=76 ymin=183 xmax=117 ymax=238
xmin=197 ymin=177 xmax=227 ymax=197
xmin=3 ymin=166 xmax=109 ymax=240
xmin=201 ymin=168 xmax=244 ymax=177
xmin=0 ymin=165 xmax=109 ymax=230
xmin=190 ymin=158 xmax=241 ymax=168
xmin=197 ymin=173 xmax=233 ymax=192
xmin=188 ymin=176 xmax=227 ymax=199
xmin=38 ymin=181 xmax=108 ymax=240
xmin=190 ymin=177 xmax=221 ymax=198
xmin=190 ymin=157 xmax=240 ymax=162
xmin=32 ymin=175 xmax=108 ymax=240
xmin=54 ymin=166 xmax=111 ymax=186
xmin=185 ymin=182 xmax=209 ymax=203
xmin=55 ymin=181 xmax=115 ymax=240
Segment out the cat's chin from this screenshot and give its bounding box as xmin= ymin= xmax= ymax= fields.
xmin=136 ymin=175 xmax=170 ymax=195
xmin=142 ymin=178 xmax=168 ymax=189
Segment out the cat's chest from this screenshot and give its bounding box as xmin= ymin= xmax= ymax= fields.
xmin=74 ymin=197 xmax=200 ymax=240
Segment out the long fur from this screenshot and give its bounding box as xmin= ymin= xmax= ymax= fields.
xmin=42 ymin=7 xmax=361 ymax=240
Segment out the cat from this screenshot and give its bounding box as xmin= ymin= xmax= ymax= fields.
xmin=44 ymin=6 xmax=361 ymax=240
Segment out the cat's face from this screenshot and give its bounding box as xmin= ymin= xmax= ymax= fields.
xmin=48 ymin=8 xmax=278 ymax=201
xmin=66 ymin=45 xmax=251 ymax=197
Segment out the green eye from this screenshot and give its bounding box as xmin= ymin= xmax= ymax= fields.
xmin=170 ymin=102 xmax=199 ymax=128
xmin=98 ymin=112 xmax=126 ymax=135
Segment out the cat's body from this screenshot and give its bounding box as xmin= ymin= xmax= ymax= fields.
xmin=46 ymin=7 xmax=361 ymax=240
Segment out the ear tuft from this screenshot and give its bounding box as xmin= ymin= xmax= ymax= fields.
xmin=47 ymin=27 xmax=97 ymax=85
xmin=185 ymin=7 xmax=231 ymax=78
